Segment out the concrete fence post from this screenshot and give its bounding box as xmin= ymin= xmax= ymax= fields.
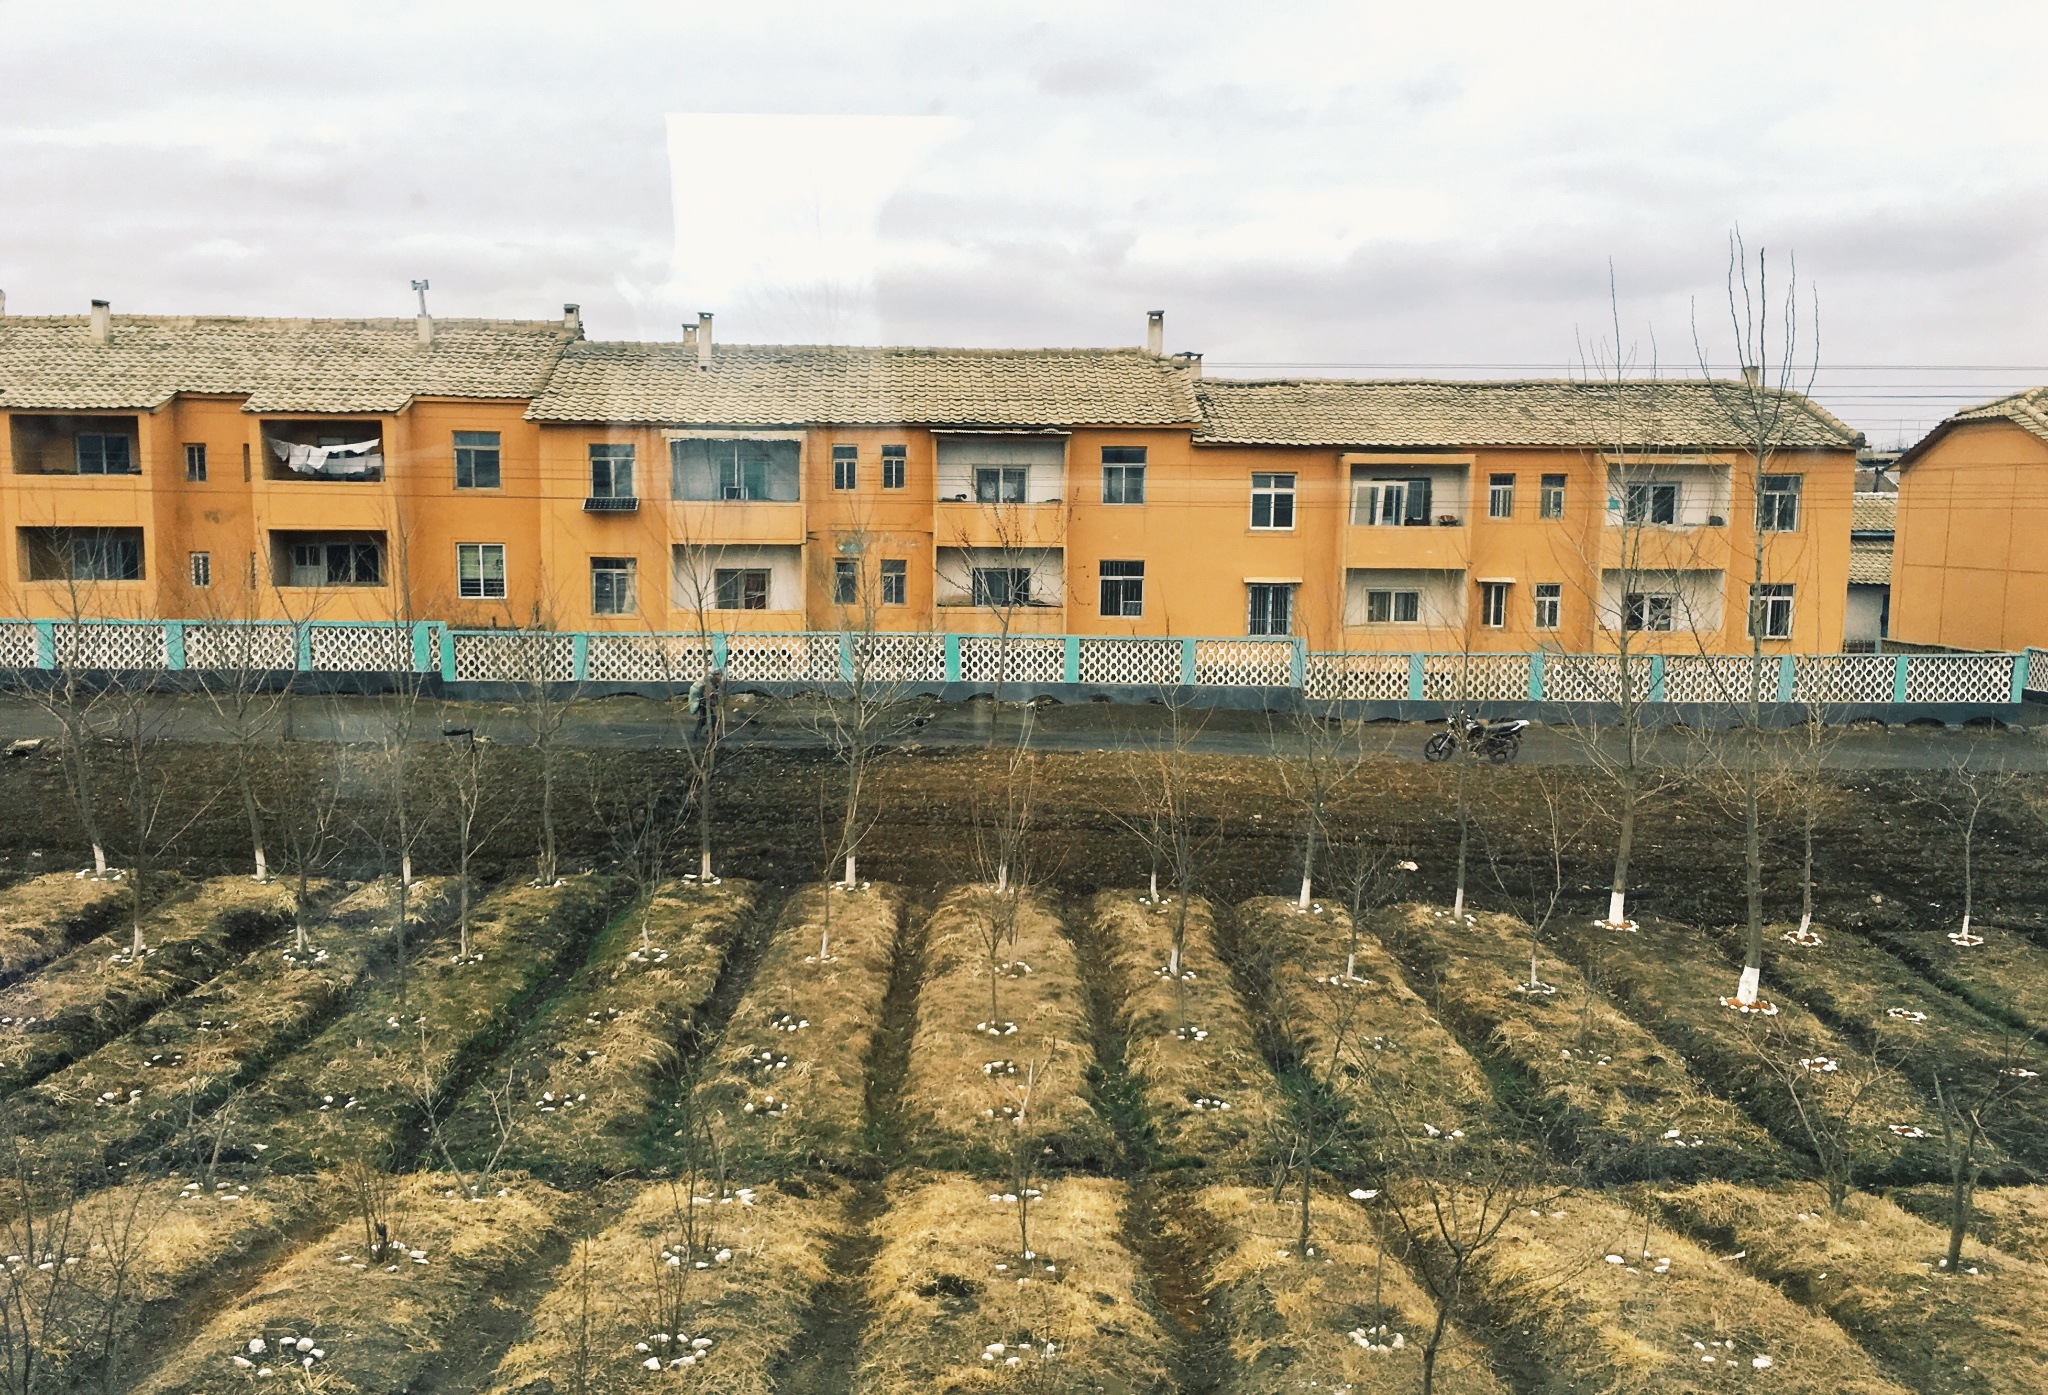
xmin=1180 ymin=637 xmax=1196 ymax=686
xmin=1891 ymin=653 xmax=1910 ymax=703
xmin=570 ymin=632 xmax=590 ymax=682
xmin=1527 ymin=651 xmax=1545 ymax=700
xmin=1406 ymin=653 xmax=1425 ymax=702
xmin=1062 ymin=635 xmax=1080 ymax=684
xmin=943 ymin=633 xmax=961 ymax=682
xmin=2012 ymin=651 xmax=2030 ymax=704
xmin=294 ymin=624 xmax=313 ymax=673
xmin=32 ymin=621 xmax=53 ymax=670
xmin=1648 ymin=655 xmax=1666 ymax=703
xmin=1776 ymin=654 xmax=1796 ymax=703
xmin=164 ymin=621 xmax=186 ymax=672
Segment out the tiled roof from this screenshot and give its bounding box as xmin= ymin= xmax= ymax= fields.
xmin=1851 ymin=492 xmax=1896 ymax=534
xmin=0 ymin=315 xmax=577 ymax=414
xmin=1940 ymin=387 xmax=2048 ymax=445
xmin=526 ymin=342 xmax=1201 ymax=427
xmin=1849 ymin=538 xmax=1892 ymax=586
xmin=1192 ymin=378 xmax=1862 ymax=450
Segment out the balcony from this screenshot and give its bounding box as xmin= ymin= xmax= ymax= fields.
xmin=934 ymin=500 xmax=1066 ymax=550
xmin=669 ymin=499 xmax=804 ymax=544
xmin=1344 ymin=521 xmax=1471 ymax=571
xmin=584 ymin=495 xmax=640 ymax=514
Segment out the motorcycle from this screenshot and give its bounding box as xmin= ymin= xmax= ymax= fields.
xmin=1423 ymin=716 xmax=1528 ymax=765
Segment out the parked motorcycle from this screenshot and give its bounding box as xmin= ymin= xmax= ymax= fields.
xmin=1423 ymin=716 xmax=1528 ymax=765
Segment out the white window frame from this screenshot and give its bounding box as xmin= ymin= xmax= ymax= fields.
xmin=1250 ymin=473 xmax=1297 ymax=530
xmin=832 ymin=444 xmax=858 ymax=491
xmin=879 ymin=558 xmax=907 ymax=605
xmin=972 ymin=566 xmax=1032 ymax=608
xmin=1364 ymin=589 xmax=1421 ymax=624
xmin=188 ymin=551 xmax=211 ymax=588
xmin=457 ymin=542 xmax=507 ymax=600
xmin=1099 ymin=560 xmax=1144 ymax=617
xmin=591 ymin=556 xmax=636 ymax=614
xmin=1533 ymin=582 xmax=1561 ymax=630
xmin=1540 ymin=474 xmax=1566 ymax=519
xmin=455 ymin=431 xmax=502 ymax=490
xmin=975 ymin=465 xmax=1027 ymax=503
xmin=1354 ymin=480 xmax=1407 ymax=528
xmin=714 ymin=567 xmax=771 ymax=611
xmin=1248 ymin=582 xmax=1295 ymax=634
xmin=1624 ymin=591 xmax=1676 ymax=632
xmin=184 ymin=443 xmax=207 ymax=483
xmin=1749 ymin=583 xmax=1795 ymax=639
xmin=1487 ymin=473 xmax=1515 ymax=520
xmin=75 ymin=433 xmax=134 ymax=476
xmin=881 ymin=444 xmax=906 ymax=490
xmin=1759 ymin=474 xmax=1802 ymax=532
xmin=1623 ymin=481 xmax=1679 ymax=526
xmin=589 ymin=444 xmax=635 ymax=500
xmin=1479 ymin=581 xmax=1509 ymax=628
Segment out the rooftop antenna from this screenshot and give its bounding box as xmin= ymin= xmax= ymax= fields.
xmin=411 ymin=279 xmax=431 ymax=316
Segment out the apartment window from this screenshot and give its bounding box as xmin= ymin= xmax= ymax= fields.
xmin=1099 ymin=560 xmax=1144 ymax=617
xmin=589 ymin=444 xmax=635 ymax=499
xmin=881 ymin=444 xmax=906 ymax=490
xmin=188 ymin=552 xmax=211 ymax=588
xmin=714 ymin=568 xmax=770 ymax=610
xmin=1750 ymin=583 xmax=1795 ymax=639
xmin=1759 ymin=474 xmax=1802 ymax=532
xmin=1102 ymin=447 xmax=1147 ymax=504
xmin=1353 ymin=478 xmax=1433 ymax=527
xmin=1480 ymin=581 xmax=1509 ymax=628
xmin=457 ymin=543 xmax=507 ymax=600
xmin=972 ymin=567 xmax=1032 ymax=607
xmin=288 ymin=539 xmax=380 ymax=587
xmin=1250 ymin=473 xmax=1296 ymax=530
xmin=1488 ymin=474 xmax=1515 ymax=519
xmin=184 ymin=444 xmax=208 ymax=483
xmin=1623 ymin=482 xmax=1678 ymax=525
xmin=455 ymin=431 xmax=502 ymax=490
xmin=833 ymin=444 xmax=858 ymax=491
xmin=1624 ymin=592 xmax=1675 ymax=632
xmin=1540 ymin=474 xmax=1566 ymax=519
xmin=671 ymin=439 xmax=801 ymax=501
xmin=1364 ymin=589 xmax=1421 ymax=624
xmin=833 ymin=558 xmax=858 ymax=605
xmin=975 ymin=466 xmax=1027 ymax=503
xmin=591 ymin=556 xmax=636 ymax=615
xmin=76 ymin=434 xmax=135 ymax=476
xmin=22 ymin=528 xmax=144 ymax=582
xmin=1534 ymin=583 xmax=1561 ymax=630
xmin=880 ymin=558 xmax=907 ymax=606
xmin=1247 ymin=582 xmax=1294 ymax=635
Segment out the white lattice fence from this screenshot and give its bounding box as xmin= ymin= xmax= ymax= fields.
xmin=50 ymin=623 xmax=167 ymax=671
xmin=1906 ymin=653 xmax=2015 ymax=704
xmin=851 ymin=634 xmax=945 ymax=683
xmin=2027 ymin=649 xmax=2048 ymax=696
xmin=1541 ymin=655 xmax=1654 ymax=704
xmin=585 ymin=634 xmax=712 ymax=683
xmin=306 ymin=625 xmax=417 ymax=674
xmin=1193 ymin=638 xmax=1295 ymax=686
xmin=1661 ymin=655 xmax=1775 ymax=704
xmin=449 ymin=632 xmax=572 ymax=683
xmin=1794 ymin=655 xmax=1895 ymax=704
xmin=725 ymin=634 xmax=838 ymax=684
xmin=960 ymin=635 xmax=1063 ymax=684
xmin=0 ymin=624 xmax=38 ymax=669
xmin=182 ymin=623 xmax=297 ymax=673
xmin=1079 ymin=638 xmax=1180 ymax=687
xmin=1305 ymin=653 xmax=1409 ymax=701
xmin=1420 ymin=654 xmax=1530 ymax=702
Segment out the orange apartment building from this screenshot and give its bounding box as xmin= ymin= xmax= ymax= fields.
xmin=1890 ymin=387 xmax=2048 ymax=652
xmin=0 ymin=304 xmax=1863 ymax=655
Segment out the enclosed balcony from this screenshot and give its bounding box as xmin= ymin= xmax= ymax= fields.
xmin=262 ymin=421 xmax=384 ymax=481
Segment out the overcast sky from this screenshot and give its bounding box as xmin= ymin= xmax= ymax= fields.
xmin=4 ymin=1 xmax=2046 ymax=446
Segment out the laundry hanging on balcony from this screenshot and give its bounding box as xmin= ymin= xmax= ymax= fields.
xmin=268 ymin=437 xmax=384 ymax=478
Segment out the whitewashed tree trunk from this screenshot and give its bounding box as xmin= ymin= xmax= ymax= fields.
xmin=1606 ymin=889 xmax=1627 ymax=925
xmin=996 ymin=863 xmax=1009 ymax=895
xmin=1960 ymin=910 xmax=1973 ymax=936
xmin=1345 ymin=949 xmax=1358 ymax=980
xmin=1736 ymin=964 xmax=1761 ymax=1006
xmin=1168 ymin=943 xmax=1182 ymax=977
xmin=401 ymin=853 xmax=413 ymax=886
xmin=843 ymin=853 xmax=856 ymax=888
xmin=253 ymin=846 xmax=267 ymax=881
xmin=1452 ymin=885 xmax=1465 ymax=919
xmin=1149 ymin=869 xmax=1159 ymax=902
xmin=1297 ymin=876 xmax=1312 ymax=911
xmin=700 ymin=846 xmax=713 ymax=881
xmin=91 ymin=843 xmax=107 ymax=876
xmin=1795 ymin=910 xmax=1811 ymax=936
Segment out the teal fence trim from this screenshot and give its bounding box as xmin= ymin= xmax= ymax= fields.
xmin=1528 ymin=651 xmax=1545 ymax=700
xmin=838 ymin=633 xmax=854 ymax=682
xmin=712 ymin=633 xmax=729 ymax=669
xmin=164 ymin=622 xmax=186 ymax=671
xmin=943 ymin=634 xmax=961 ymax=682
xmin=439 ymin=629 xmax=457 ymax=682
xmin=294 ymin=624 xmax=312 ymax=673
xmin=1179 ymin=637 xmax=1196 ymax=686
xmin=1291 ymin=637 xmax=1307 ymax=689
xmin=32 ymin=622 xmax=52 ymax=670
xmin=1062 ymin=635 xmax=1080 ymax=684
xmin=570 ymin=633 xmax=590 ymax=682
xmin=2012 ymin=651 xmax=2030 ymax=702
xmin=1648 ymin=655 xmax=1666 ymax=703
xmin=1406 ymin=653 xmax=1425 ymax=701
xmin=1892 ymin=654 xmax=1910 ymax=702
xmin=1775 ymin=654 xmax=1796 ymax=703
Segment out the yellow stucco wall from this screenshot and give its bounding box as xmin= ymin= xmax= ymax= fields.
xmin=1893 ymin=420 xmax=2048 ymax=651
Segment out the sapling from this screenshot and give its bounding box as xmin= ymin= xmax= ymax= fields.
xmin=1920 ymin=749 xmax=2018 ymax=944
xmin=1931 ymin=1053 xmax=2033 ymax=1273
xmin=1118 ymin=692 xmax=1212 ymax=978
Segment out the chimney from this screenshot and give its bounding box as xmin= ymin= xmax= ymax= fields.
xmin=411 ymin=279 xmax=432 ymax=347
xmin=696 ymin=311 xmax=713 ymax=369
xmin=1146 ymin=309 xmax=1164 ymax=356
xmin=1741 ymin=364 xmax=1760 ymax=387
xmin=681 ymin=323 xmax=699 ymax=352
xmin=89 ymin=299 xmax=111 ymax=345
xmin=1174 ymin=350 xmax=1203 ymax=378
xmin=562 ymin=303 xmax=582 ymax=334
xmin=0 ymin=289 xmax=7 ymax=315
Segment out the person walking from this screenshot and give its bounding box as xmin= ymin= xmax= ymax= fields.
xmin=691 ymin=666 xmax=726 ymax=738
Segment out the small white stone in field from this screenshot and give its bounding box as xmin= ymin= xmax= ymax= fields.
xmin=1752 ymin=1355 xmax=1773 ymax=1370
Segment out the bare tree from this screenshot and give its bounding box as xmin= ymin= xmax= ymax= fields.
xmin=442 ymin=731 xmax=512 ymax=962
xmin=1271 ymin=710 xmax=1372 ymax=913
xmin=1746 ymin=1020 xmax=1894 ymax=1213
xmin=1483 ymin=765 xmax=1591 ymax=994
xmin=1115 ymin=686 xmax=1212 ymax=978
xmin=271 ymin=729 xmax=346 ymax=957
xmin=1930 ymin=1053 xmax=2035 ymax=1273
xmin=1917 ymin=747 xmax=2019 ymax=945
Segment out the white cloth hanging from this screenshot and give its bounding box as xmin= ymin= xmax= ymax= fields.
xmin=268 ymin=437 xmax=384 ymax=478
